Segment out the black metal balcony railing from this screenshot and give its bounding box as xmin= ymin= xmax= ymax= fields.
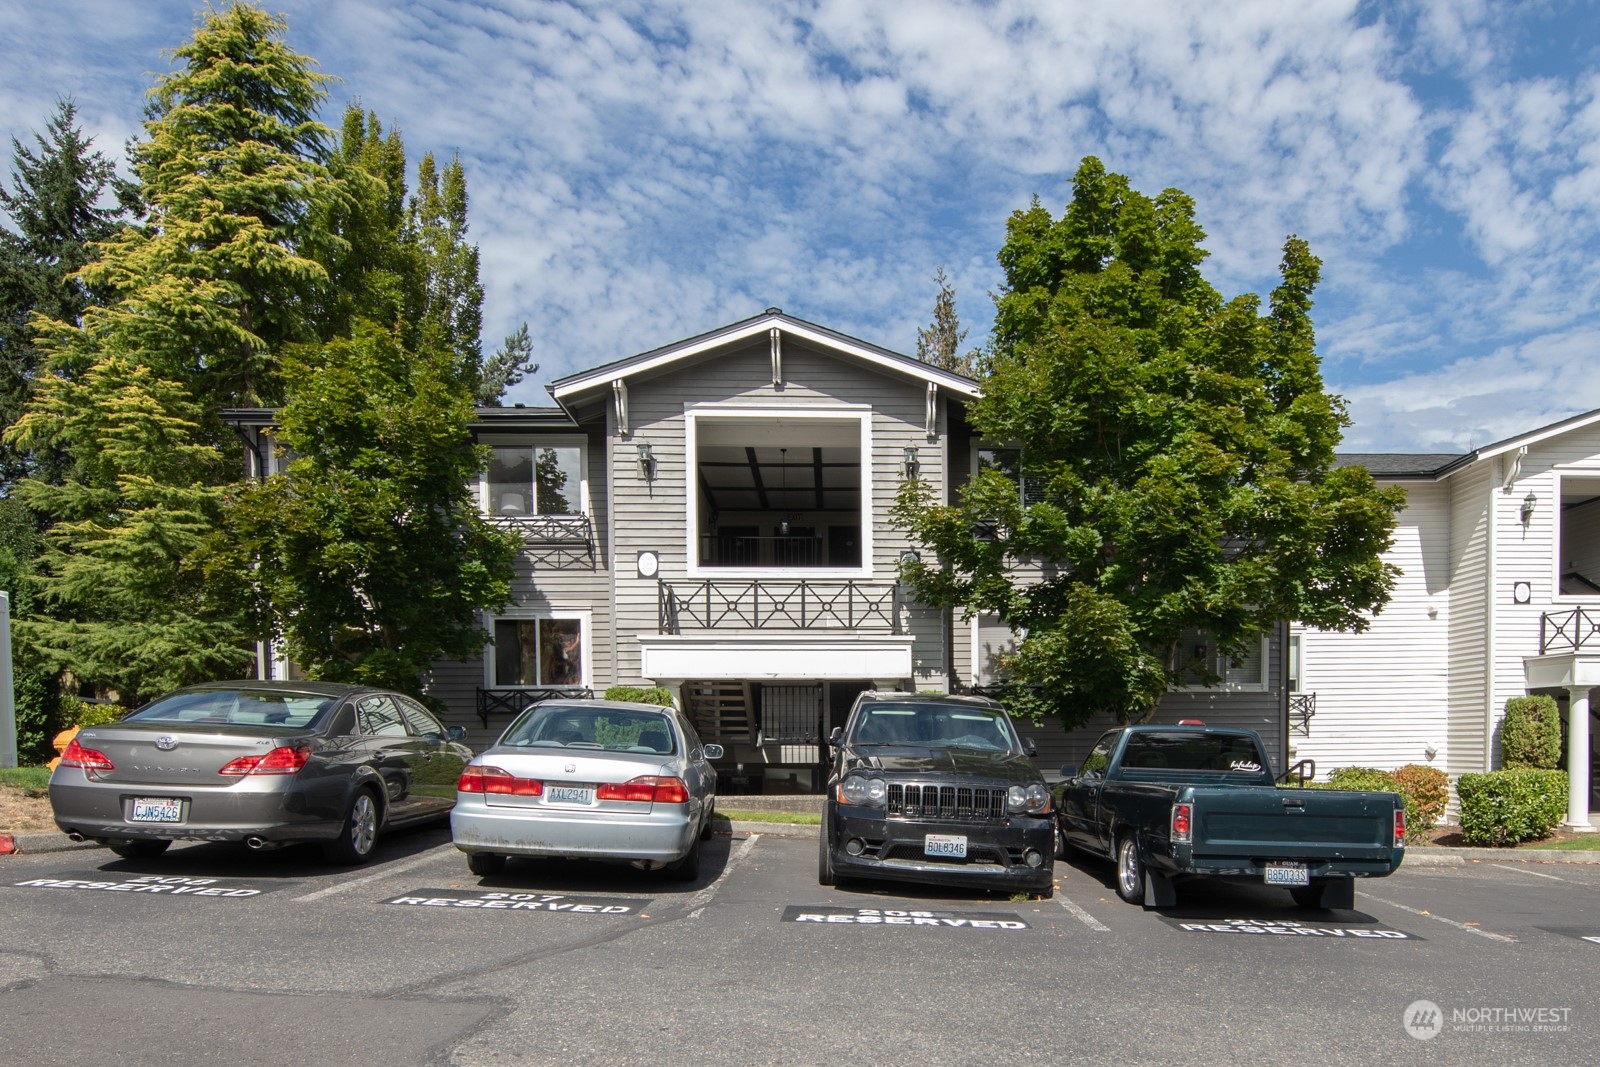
xmin=475 ymin=686 xmax=594 ymax=728
xmin=1540 ymin=607 xmax=1600 ymax=654
xmin=699 ymin=533 xmax=824 ymax=567
xmin=1290 ymin=692 xmax=1316 ymax=736
xmin=658 ymin=579 xmax=900 ymax=634
xmin=484 ymin=513 xmax=595 ymax=568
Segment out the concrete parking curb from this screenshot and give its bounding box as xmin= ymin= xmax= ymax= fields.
xmin=0 ymin=830 xmax=100 ymax=855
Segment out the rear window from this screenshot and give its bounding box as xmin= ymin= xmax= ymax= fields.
xmin=1120 ymin=733 xmax=1267 ymax=775
xmin=849 ymin=703 xmax=1019 ymax=752
xmin=128 ymin=689 xmax=337 ymax=730
xmin=500 ymin=704 xmax=677 ymax=755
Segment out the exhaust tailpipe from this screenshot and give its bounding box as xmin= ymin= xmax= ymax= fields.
xmin=67 ymin=832 xmax=86 ymax=843
xmin=245 ymin=836 xmax=273 ymax=850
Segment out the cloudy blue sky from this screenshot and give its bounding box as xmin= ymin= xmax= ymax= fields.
xmin=1 ymin=1 xmax=1597 ymax=452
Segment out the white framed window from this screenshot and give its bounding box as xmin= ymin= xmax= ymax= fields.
xmin=685 ymin=405 xmax=873 ymax=579
xmin=1169 ymin=629 xmax=1268 ymax=691
xmin=480 ymin=437 xmax=588 ymax=517
xmin=972 ymin=443 xmax=1042 ymax=507
xmin=971 ymin=613 xmax=1022 ymax=687
xmin=485 ymin=612 xmax=590 ymax=688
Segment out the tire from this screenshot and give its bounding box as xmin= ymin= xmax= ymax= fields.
xmin=467 ymin=851 xmax=506 ymax=877
xmin=322 ymin=789 xmax=380 ymax=865
xmin=1052 ymin=821 xmax=1068 ymax=861
xmin=699 ymin=801 xmax=715 ymax=841
xmin=666 ymin=834 xmax=701 ymax=882
xmin=1114 ymin=835 xmax=1146 ymax=905
xmin=817 ymin=823 xmax=836 ymax=887
xmin=108 ymin=839 xmax=171 ymax=860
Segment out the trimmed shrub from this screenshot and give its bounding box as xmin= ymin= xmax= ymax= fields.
xmin=1392 ymin=764 xmax=1450 ymax=838
xmin=60 ymin=696 xmax=128 ymax=729
xmin=603 ymin=685 xmax=675 ymax=708
xmin=1499 ymin=695 xmax=1561 ymax=769
xmin=1457 ymin=770 xmax=1568 ymax=846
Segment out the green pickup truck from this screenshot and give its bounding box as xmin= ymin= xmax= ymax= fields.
xmin=1053 ymin=724 xmax=1405 ymax=910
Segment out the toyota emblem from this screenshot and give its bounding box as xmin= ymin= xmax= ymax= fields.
xmin=154 ymin=735 xmax=179 ymax=751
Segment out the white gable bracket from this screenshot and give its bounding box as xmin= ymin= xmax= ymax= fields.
xmin=771 ymin=327 xmax=782 ymax=386
xmin=925 ymin=382 xmax=938 ymax=439
xmin=613 ymin=379 xmax=630 ymax=437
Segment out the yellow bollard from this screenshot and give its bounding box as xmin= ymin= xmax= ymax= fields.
xmin=47 ymin=725 xmax=80 ymax=771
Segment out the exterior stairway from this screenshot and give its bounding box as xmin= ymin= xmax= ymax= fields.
xmin=684 ymin=681 xmax=756 ymax=744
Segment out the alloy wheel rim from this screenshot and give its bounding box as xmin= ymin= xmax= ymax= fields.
xmin=351 ymin=795 xmax=377 ymax=855
xmin=1119 ymin=842 xmax=1137 ymax=895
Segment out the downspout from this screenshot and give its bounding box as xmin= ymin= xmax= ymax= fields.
xmin=1484 ymin=463 xmax=1498 ymax=773
xmin=1278 ymin=619 xmax=1290 ymax=775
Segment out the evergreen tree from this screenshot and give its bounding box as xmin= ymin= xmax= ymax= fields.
xmin=478 ymin=322 xmax=539 ymax=405
xmin=408 ymin=152 xmax=483 ymax=389
xmin=914 ymin=265 xmax=972 ymax=375
xmin=894 ymin=157 xmax=1405 ymax=729
xmin=0 ymin=98 xmax=135 ymax=483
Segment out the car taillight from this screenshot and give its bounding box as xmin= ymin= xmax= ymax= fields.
xmin=457 ymin=765 xmax=543 ymax=796
xmin=59 ymin=738 xmax=114 ymax=771
xmin=597 ymin=776 xmax=689 ymax=804
xmin=1394 ymin=807 xmax=1406 ymax=848
xmin=218 ymin=744 xmax=311 ymax=776
xmin=1171 ymin=802 xmax=1193 ymax=844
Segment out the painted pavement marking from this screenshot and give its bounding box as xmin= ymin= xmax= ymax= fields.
xmin=1357 ymin=890 xmax=1515 ymax=942
xmin=687 ymin=832 xmax=760 ymax=919
xmin=292 ymin=843 xmax=454 ymax=902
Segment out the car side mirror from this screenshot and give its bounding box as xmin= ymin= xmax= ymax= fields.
xmin=829 ymin=726 xmax=843 ymax=746
xmin=1023 ymin=737 xmax=1037 ymax=757
xmin=1059 ymin=763 xmax=1078 ymax=779
xmin=704 ymin=743 xmax=724 ymax=760
xmin=447 ymin=726 xmax=467 ymax=742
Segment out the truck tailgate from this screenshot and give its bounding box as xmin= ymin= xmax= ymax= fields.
xmin=1191 ymin=788 xmax=1399 ymax=860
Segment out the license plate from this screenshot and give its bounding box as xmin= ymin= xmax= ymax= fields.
xmin=131 ymin=797 xmax=183 ymax=823
xmin=924 ymin=834 xmax=967 ymax=858
xmin=547 ymin=785 xmax=595 ymax=805
xmin=1264 ymin=861 xmax=1310 ymax=886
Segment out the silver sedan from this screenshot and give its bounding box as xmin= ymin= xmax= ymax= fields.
xmin=49 ymin=681 xmax=471 ymax=863
xmin=451 ymin=699 xmax=722 ymax=880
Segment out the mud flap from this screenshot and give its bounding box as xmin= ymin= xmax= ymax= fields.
xmin=1143 ymin=869 xmax=1177 ymax=909
xmin=1322 ymin=877 xmax=1355 ymax=911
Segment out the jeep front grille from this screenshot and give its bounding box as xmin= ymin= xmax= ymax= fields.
xmin=887 ymin=783 xmax=1006 ymax=820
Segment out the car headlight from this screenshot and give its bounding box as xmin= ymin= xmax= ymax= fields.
xmin=1007 ymin=783 xmax=1050 ymax=814
xmin=838 ymin=775 xmax=887 ymax=807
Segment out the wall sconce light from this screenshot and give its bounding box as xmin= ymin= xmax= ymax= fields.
xmin=1424 ymin=744 xmax=1438 ymax=762
xmin=902 ymin=445 xmax=920 ymax=481
xmin=636 ymin=441 xmax=655 ymax=480
xmin=1512 ymin=580 xmax=1532 ymax=604
xmin=1520 ymin=491 xmax=1537 ymax=526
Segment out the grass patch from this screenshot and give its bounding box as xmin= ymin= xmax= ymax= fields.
xmin=716 ymin=809 xmax=821 ymax=826
xmin=1520 ymin=835 xmax=1600 ymax=851
xmin=0 ymin=766 xmax=50 ymax=791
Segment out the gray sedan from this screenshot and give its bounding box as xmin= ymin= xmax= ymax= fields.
xmin=451 ymin=699 xmax=722 ymax=880
xmin=49 ymin=681 xmax=471 ymax=863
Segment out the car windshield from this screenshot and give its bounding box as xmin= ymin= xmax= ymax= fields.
xmin=500 ymin=705 xmax=677 ymax=755
xmin=850 ymin=703 xmax=1018 ymax=751
xmin=1119 ymin=733 xmax=1267 ymax=775
xmin=128 ymin=689 xmax=337 ymax=729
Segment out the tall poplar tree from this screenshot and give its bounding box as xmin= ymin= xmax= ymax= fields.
xmin=894 ymin=157 xmax=1405 ymax=729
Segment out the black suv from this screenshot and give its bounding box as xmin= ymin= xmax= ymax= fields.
xmin=819 ymin=691 xmax=1054 ymax=897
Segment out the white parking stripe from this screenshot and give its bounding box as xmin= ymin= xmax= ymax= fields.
xmin=1356 ymin=890 xmax=1517 ymax=942
xmin=687 ymin=833 xmax=760 ymax=918
xmin=1489 ymin=863 xmax=1568 ymax=882
xmin=1054 ymin=894 xmax=1110 ymax=931
xmin=292 ymin=844 xmax=455 ymax=902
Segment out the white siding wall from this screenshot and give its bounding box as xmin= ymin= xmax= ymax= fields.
xmin=1294 ymin=479 xmax=1453 ymax=773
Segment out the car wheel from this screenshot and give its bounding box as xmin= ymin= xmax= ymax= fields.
xmin=699 ymin=801 xmax=715 ymax=841
xmin=1052 ymin=821 xmax=1068 ymax=861
xmin=322 ymin=789 xmax=380 ymax=865
xmin=666 ymin=835 xmax=701 ymax=882
xmin=817 ymin=823 xmax=836 ymax=886
xmin=467 ymin=851 xmax=506 ymax=877
xmin=108 ymin=839 xmax=171 ymax=860
xmin=1114 ymin=834 xmax=1145 ymax=905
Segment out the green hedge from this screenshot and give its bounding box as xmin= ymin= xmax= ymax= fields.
xmin=1500 ymin=695 xmax=1561 ymax=769
xmin=1457 ymin=770 xmax=1568 ymax=846
xmin=602 ymin=685 xmax=675 ymax=708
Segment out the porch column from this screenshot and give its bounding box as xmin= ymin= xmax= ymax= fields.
xmin=1566 ymin=686 xmax=1595 ymax=832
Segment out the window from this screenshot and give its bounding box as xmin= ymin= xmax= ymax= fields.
xmin=975 ymin=445 xmax=1042 ymax=506
xmin=397 ymin=697 xmax=448 ymax=740
xmin=1169 ymin=629 xmax=1267 ymax=690
xmin=356 ymin=695 xmax=408 ymax=736
xmin=973 ymin=613 xmax=1021 ymax=686
xmin=491 ymin=617 xmax=586 ymax=687
xmin=484 ymin=442 xmax=585 ymax=516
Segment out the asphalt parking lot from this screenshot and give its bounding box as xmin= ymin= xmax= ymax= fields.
xmin=2 ymin=826 xmax=1597 ymax=1067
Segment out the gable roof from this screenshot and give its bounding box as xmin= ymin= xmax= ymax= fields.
xmin=1335 ymin=407 xmax=1600 ymax=481
xmin=548 ymin=307 xmax=979 ymax=405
